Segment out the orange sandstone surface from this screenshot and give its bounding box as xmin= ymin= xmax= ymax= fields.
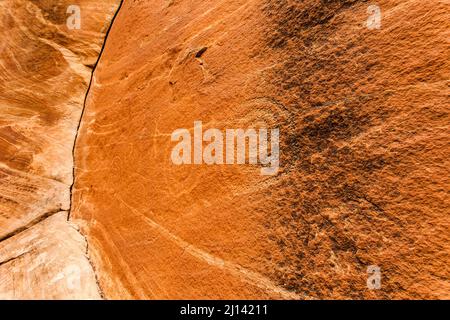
xmin=71 ymin=0 xmax=450 ymax=299
xmin=0 ymin=0 xmax=120 ymax=299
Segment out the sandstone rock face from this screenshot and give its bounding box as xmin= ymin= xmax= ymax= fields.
xmin=72 ymin=0 xmax=449 ymax=299
xmin=2 ymin=0 xmax=448 ymax=300
xmin=0 ymin=212 xmax=100 ymax=299
xmin=0 ymin=0 xmax=120 ymax=299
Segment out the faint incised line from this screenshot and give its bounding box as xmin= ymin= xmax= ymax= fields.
xmin=116 ymin=195 xmax=307 ymax=299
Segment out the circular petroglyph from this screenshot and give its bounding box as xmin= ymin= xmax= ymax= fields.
xmin=223 ymin=96 xmax=294 ymax=130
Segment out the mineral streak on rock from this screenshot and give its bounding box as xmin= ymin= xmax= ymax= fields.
xmin=0 ymin=0 xmax=120 ymax=299
xmin=261 ymin=0 xmax=450 ymax=299
xmin=72 ymin=0 xmax=449 ymax=299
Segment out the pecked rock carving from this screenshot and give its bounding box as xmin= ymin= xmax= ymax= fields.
xmin=71 ymin=0 xmax=449 ymax=299
xmin=1 ymin=0 xmax=449 ymax=300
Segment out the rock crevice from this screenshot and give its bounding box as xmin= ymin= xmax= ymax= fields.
xmin=0 ymin=0 xmax=122 ymax=299
xmin=66 ymin=0 xmax=124 ymax=297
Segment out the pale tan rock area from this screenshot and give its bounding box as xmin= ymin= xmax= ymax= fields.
xmin=72 ymin=0 xmax=449 ymax=299
xmin=0 ymin=212 xmax=100 ymax=299
xmin=0 ymin=0 xmax=120 ymax=298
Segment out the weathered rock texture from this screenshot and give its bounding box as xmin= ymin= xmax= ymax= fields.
xmin=0 ymin=212 xmax=100 ymax=299
xmin=0 ymin=0 xmax=119 ymax=299
xmin=72 ymin=0 xmax=449 ymax=299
